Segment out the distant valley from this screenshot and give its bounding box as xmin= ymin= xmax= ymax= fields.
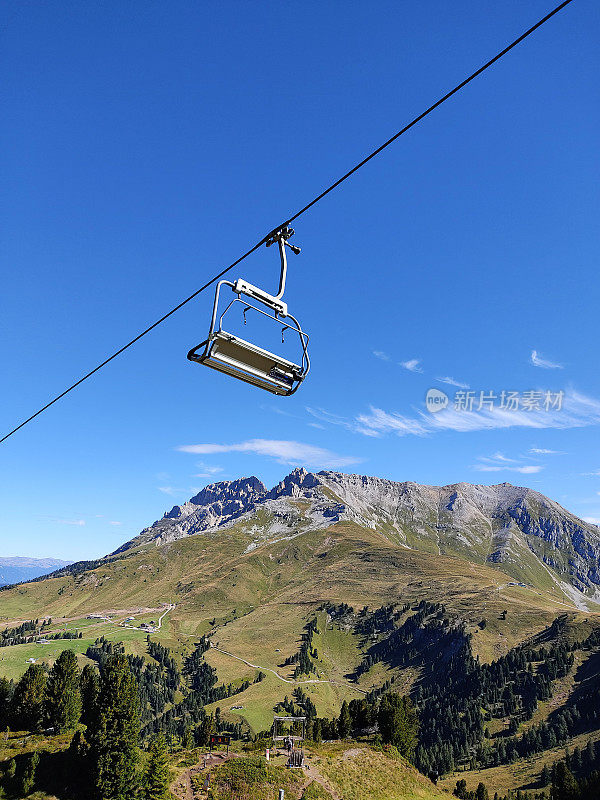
xmin=0 ymin=555 xmax=72 ymax=587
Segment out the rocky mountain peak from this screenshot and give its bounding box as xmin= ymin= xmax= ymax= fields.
xmin=115 ymin=468 xmax=600 ymax=603
xmin=163 ymin=476 xmax=266 ymax=521
xmin=189 ymin=475 xmax=266 ymax=507
xmin=269 ymin=467 xmax=321 ymax=499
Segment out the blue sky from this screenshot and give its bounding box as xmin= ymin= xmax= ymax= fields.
xmin=1 ymin=1 xmax=599 ymax=561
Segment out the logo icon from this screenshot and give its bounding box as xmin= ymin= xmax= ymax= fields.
xmin=425 ymin=388 xmax=449 ymax=413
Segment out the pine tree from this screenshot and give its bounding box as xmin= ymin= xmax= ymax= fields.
xmin=80 ymin=663 xmax=100 ymax=729
xmin=45 ymin=649 xmax=82 ymax=732
xmin=5 ymin=758 xmax=16 ymax=793
xmin=338 ymin=700 xmax=351 ymax=739
xmin=196 ymin=714 xmax=215 ymax=746
xmin=11 ymin=664 xmax=46 ymax=731
xmin=476 ymin=782 xmax=489 ymax=800
xmin=182 ymin=726 xmax=193 ymax=750
xmin=313 ymin=718 xmax=322 ymax=743
xmin=541 ymin=763 xmax=551 ymax=785
xmin=141 ymin=733 xmax=171 ymax=800
xmin=87 ymin=654 xmax=141 ymax=800
xmin=0 ymin=677 xmax=12 ymax=727
xmin=551 ymin=761 xmax=579 ymax=800
xmin=586 ymin=738 xmax=596 ymax=766
xmin=19 ymin=750 xmax=40 ymax=796
xmin=378 ymin=693 xmax=419 ymax=761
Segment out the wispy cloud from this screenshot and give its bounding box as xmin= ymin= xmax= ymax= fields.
xmin=373 ymin=350 xmax=390 ymax=361
xmin=436 ymin=376 xmax=470 ymax=389
xmin=178 ymin=439 xmax=361 ymax=469
xmin=583 ymin=470 xmax=600 ymax=477
xmin=399 ymin=359 xmax=423 ymax=373
xmin=193 ymin=462 xmax=224 ymax=479
xmin=39 ymin=514 xmax=86 ymax=527
xmin=583 ymin=517 xmax=600 ymax=525
xmin=531 ymin=350 xmax=563 ymax=369
xmin=158 ymin=486 xmax=187 ymax=497
xmin=45 ymin=518 xmax=86 ymax=526
xmin=475 ymin=464 xmax=543 ymax=474
xmin=479 ymin=452 xmax=518 ymax=463
xmin=313 ymin=389 xmax=600 ymax=440
xmin=109 ymin=521 xmax=122 ymax=526
xmin=473 ymin=453 xmax=543 ymax=474
xmin=355 ymin=407 xmax=429 ymax=437
xmin=260 ymin=404 xmax=298 ymax=418
xmin=529 ymin=447 xmax=563 ymax=455
xmin=305 ymin=407 xmax=368 ymax=435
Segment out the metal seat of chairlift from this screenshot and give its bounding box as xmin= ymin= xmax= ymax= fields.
xmin=188 ymin=226 xmax=309 ymax=396
xmin=188 ymin=330 xmax=304 ymax=396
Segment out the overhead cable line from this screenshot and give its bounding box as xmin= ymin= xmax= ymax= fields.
xmin=0 ymin=0 xmax=575 ymax=445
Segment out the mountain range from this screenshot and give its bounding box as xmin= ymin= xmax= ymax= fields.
xmin=115 ymin=468 xmax=600 ymax=608
xmin=3 ymin=468 xmax=600 ymax=797
xmin=0 ymin=556 xmax=71 ymax=587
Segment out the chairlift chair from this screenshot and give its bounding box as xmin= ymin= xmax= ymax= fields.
xmin=188 ymin=227 xmax=310 ymax=395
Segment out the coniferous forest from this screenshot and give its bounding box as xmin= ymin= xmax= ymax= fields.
xmin=0 ymin=603 xmax=600 ymax=799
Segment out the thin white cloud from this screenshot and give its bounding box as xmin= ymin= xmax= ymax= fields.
xmin=473 ymin=453 xmax=543 ymax=474
xmin=582 ymin=470 xmax=600 ymax=476
xmin=583 ymin=517 xmax=600 ymax=526
xmin=355 ymin=407 xmax=428 ymax=437
xmin=260 ymin=404 xmax=298 ymax=418
xmin=38 ymin=515 xmax=86 ymax=527
xmin=373 ymin=350 xmax=390 ymax=361
xmin=480 ymin=452 xmax=517 ymax=463
xmin=529 ymin=447 xmax=563 ymax=455
xmin=177 ymin=439 xmax=362 ymax=469
xmin=531 ymin=350 xmax=563 ymax=369
xmin=193 ymin=462 xmax=224 ymax=479
xmin=474 ymin=464 xmax=543 ymax=474
xmin=109 ymin=521 xmax=122 ymax=526
xmin=314 ymin=389 xmax=600 ymax=440
xmin=158 ymin=486 xmax=187 ymax=497
xmin=436 ymin=376 xmax=470 ymax=389
xmin=399 ymin=359 xmax=423 ymax=373
xmin=306 ymin=407 xmax=358 ymax=432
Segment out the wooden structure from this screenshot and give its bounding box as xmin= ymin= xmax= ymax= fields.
xmin=273 ymin=715 xmax=306 ymax=743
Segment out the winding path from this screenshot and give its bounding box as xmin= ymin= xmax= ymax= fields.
xmin=211 ymin=645 xmax=367 ymax=695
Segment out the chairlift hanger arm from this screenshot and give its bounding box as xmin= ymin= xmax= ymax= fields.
xmin=265 ymin=226 xmax=301 ymax=301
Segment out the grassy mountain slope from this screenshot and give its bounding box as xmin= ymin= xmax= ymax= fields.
xmin=0 ymin=517 xmax=577 ymax=661
xmin=3 ymin=478 xmax=600 ymax=798
xmin=176 ymin=745 xmax=445 ymax=800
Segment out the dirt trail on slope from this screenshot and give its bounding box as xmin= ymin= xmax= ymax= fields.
xmin=171 ymin=752 xmax=235 ymax=800
xmin=212 ymin=645 xmax=367 ymax=695
xmin=302 ymin=760 xmax=342 ymax=799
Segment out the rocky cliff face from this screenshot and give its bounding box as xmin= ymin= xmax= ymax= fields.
xmin=114 ymin=469 xmax=600 ymax=600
